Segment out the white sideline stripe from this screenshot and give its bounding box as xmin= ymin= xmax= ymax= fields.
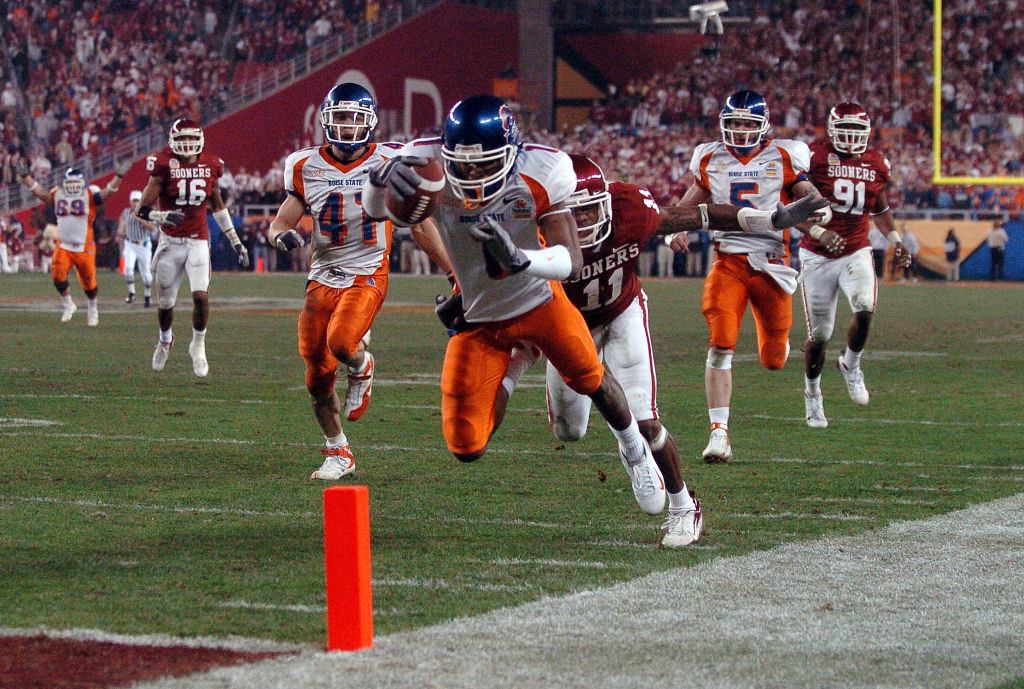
xmin=803 ymin=497 xmax=938 ymax=506
xmin=0 ymin=626 xmax=307 ymax=654
xmin=218 ymin=601 xmax=326 ymax=614
xmin=477 ymin=558 xmax=613 ymax=569
xmin=132 ymin=493 xmax=1024 ymax=689
xmin=2 ymin=495 xmax=876 ymax=528
xmin=375 ymin=578 xmax=536 ymax=593
xmin=0 ymin=417 xmax=62 ymax=427
xmin=749 ymin=413 xmax=1024 ymax=427
xmin=765 ymin=456 xmax=1024 ymax=472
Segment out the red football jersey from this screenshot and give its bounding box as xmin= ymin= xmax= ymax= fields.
xmin=145 ymin=149 xmax=225 ymax=240
xmin=563 ymin=182 xmax=661 ymax=328
xmin=801 ymin=139 xmax=891 ymax=257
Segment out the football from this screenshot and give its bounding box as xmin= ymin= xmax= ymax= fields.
xmin=384 ymin=157 xmax=445 ymax=227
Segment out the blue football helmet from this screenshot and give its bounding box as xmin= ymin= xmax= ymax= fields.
xmin=719 ymin=90 xmax=770 ymax=150
xmin=441 ymin=95 xmax=522 ymax=205
xmin=62 ymin=167 xmax=85 ymax=196
xmin=320 ymin=83 xmax=378 ymax=151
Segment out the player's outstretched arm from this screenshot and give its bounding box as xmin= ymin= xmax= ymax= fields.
xmin=411 ymin=218 xmax=452 ymax=274
xmin=19 ymin=168 xmax=54 ymax=206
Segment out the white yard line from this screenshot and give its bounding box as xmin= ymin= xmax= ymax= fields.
xmin=131 ymin=493 xmax=1024 ymax=689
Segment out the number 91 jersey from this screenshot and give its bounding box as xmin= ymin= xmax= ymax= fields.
xmin=283 ymin=143 xmax=398 ymax=286
xmin=801 ymin=139 xmax=891 ymax=257
xmin=146 ymin=149 xmax=225 ymax=240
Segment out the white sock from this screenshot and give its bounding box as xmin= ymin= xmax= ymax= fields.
xmin=843 ymin=348 xmax=863 ymax=371
xmin=127 ymin=283 xmax=136 ymax=295
xmin=88 ymin=297 xmax=97 ymax=308
xmin=61 ymin=294 xmax=74 ymax=306
xmin=160 ymin=328 xmax=173 ymax=344
xmin=709 ymin=407 xmax=729 ymax=427
xmin=668 ymin=485 xmax=696 ymax=512
xmin=350 ymin=354 xmax=369 ymax=374
xmin=192 ymin=328 xmax=206 ymax=345
xmin=325 ymin=432 xmax=348 ymax=448
xmin=144 ymin=285 xmax=151 ymax=297
xmin=501 ymin=346 xmax=538 ymax=397
xmin=611 ymin=417 xmax=647 ymax=465
xmin=805 ymin=375 xmax=821 ymax=395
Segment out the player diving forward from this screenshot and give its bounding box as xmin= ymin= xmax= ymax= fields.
xmin=500 ymin=154 xmax=826 ymax=546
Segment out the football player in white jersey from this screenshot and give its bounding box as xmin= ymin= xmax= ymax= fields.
xmin=267 ymin=83 xmax=450 ymax=481
xmin=20 ymin=162 xmax=131 ymax=325
xmin=672 ymin=90 xmax=824 ymax=463
xmin=364 ymin=94 xmax=669 ymax=519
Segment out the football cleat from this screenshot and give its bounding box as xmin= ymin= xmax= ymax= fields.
xmin=86 ymin=304 xmax=99 ymax=327
xmin=310 ymin=445 xmax=356 ymax=480
xmin=702 ymin=422 xmax=733 ymax=463
xmin=344 ymin=352 xmax=374 ymax=421
xmin=837 ymin=352 xmax=870 ymax=405
xmin=152 ymin=338 xmax=173 ymax=371
xmin=805 ymin=391 xmax=828 ymax=428
xmin=620 ymin=442 xmax=666 ymax=515
xmin=189 ymin=339 xmax=208 ymax=378
xmin=144 ymin=296 xmax=152 ymax=308
xmin=60 ymin=301 xmax=77 ymax=323
xmin=125 ymin=293 xmax=135 ymax=304
xmin=660 ymin=493 xmax=703 ymax=548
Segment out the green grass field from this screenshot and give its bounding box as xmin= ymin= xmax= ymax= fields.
xmin=1 ymin=270 xmax=1022 ymax=647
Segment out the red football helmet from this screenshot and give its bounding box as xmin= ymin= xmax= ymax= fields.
xmin=565 ymin=154 xmax=612 ymax=248
xmin=169 ymin=118 xmax=204 ymax=157
xmin=827 ymin=102 xmax=871 ymax=155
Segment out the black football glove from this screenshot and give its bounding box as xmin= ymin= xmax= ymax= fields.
xmin=369 ymin=156 xmax=428 ymax=201
xmin=434 ymin=292 xmax=469 ymax=335
xmin=467 ymin=216 xmax=531 ymax=280
xmin=274 ymin=229 xmax=304 ymax=252
xmin=14 ymin=161 xmax=29 ymax=182
xmin=771 ymin=192 xmax=830 ymax=228
xmin=114 ymin=159 xmax=133 ymax=177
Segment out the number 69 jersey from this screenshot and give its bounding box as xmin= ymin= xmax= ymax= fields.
xmin=146 ymin=149 xmax=225 ymax=240
xmin=283 ymin=143 xmax=399 ymax=287
xmin=800 ymin=139 xmax=891 ymax=258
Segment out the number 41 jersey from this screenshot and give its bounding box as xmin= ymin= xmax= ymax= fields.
xmin=283 ymin=143 xmax=399 ymax=288
xmin=146 ymin=149 xmax=225 ymax=240
xmin=801 ymin=139 xmax=891 ymax=257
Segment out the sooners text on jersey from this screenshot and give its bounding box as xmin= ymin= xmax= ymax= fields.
xmin=564 ymin=182 xmax=661 ymax=328
xmin=146 ymin=149 xmax=225 ymax=240
xmin=801 ymin=140 xmax=891 ymax=257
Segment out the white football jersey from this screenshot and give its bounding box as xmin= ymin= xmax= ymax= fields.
xmin=283 ymin=143 xmax=403 ymax=288
xmin=400 ymin=138 xmax=576 ymax=322
xmin=51 ymin=184 xmax=103 ymax=251
xmin=689 ymin=139 xmax=811 ymax=256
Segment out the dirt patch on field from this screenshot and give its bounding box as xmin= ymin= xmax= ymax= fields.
xmin=0 ymin=635 xmax=292 ymax=689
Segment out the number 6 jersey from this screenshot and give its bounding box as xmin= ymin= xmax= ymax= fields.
xmin=146 ymin=149 xmax=225 ymax=240
xmin=283 ymin=143 xmax=401 ymax=288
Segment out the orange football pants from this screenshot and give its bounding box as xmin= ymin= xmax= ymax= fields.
xmin=51 ymin=243 xmax=97 ymax=291
xmin=441 ymin=282 xmax=605 ymax=455
xmin=298 ymin=271 xmax=387 ymax=397
xmin=702 ymin=252 xmax=792 ymax=370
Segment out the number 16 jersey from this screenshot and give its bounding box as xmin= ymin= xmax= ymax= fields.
xmin=146 ymin=149 xmax=225 ymax=240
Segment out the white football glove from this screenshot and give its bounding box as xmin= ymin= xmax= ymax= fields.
xmin=150 ymin=210 xmax=185 ymax=226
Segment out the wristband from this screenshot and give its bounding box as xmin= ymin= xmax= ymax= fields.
xmin=521 ymin=244 xmax=573 ymax=280
xmin=887 ymin=231 xmax=901 ymax=245
xmin=29 ymin=182 xmax=40 ymax=191
xmin=807 ymin=225 xmax=826 ymax=240
xmin=736 ymin=207 xmax=776 ymax=233
xmin=697 ymin=203 xmax=710 ymax=231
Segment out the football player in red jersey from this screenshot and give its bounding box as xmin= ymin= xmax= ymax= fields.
xmin=798 ymin=103 xmax=913 ymax=428
xmin=137 ymin=118 xmax=250 ymax=378
xmin=498 ymin=155 xmax=827 ymax=547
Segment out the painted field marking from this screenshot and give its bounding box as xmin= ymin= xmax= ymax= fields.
xmin=215 ymin=601 xmax=408 ymax=617
xmin=0 ymin=626 xmax=307 ymax=654
xmin=0 ymin=417 xmax=63 ymax=428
